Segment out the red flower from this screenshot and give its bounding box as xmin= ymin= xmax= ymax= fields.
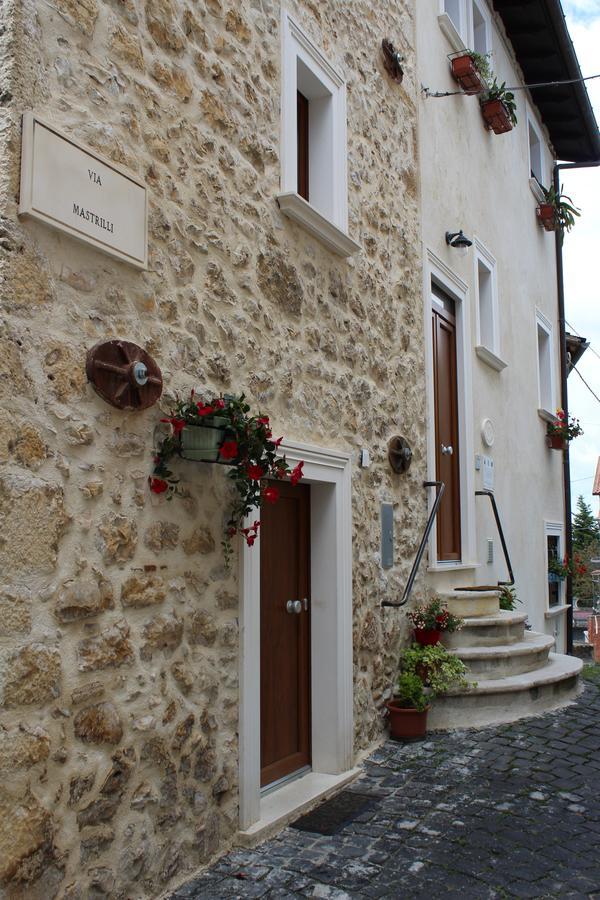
xmin=149 ymin=476 xmax=169 ymax=494
xmin=263 ymin=485 xmax=280 ymax=504
xmin=274 ymin=436 xmax=283 ymax=448
xmin=290 ymin=461 xmax=304 ymax=486
xmin=197 ymin=403 xmax=214 ymax=417
xmin=219 ymin=440 xmax=239 ymax=460
xmin=212 ymin=398 xmax=225 ymax=410
xmin=160 ymin=416 xmax=185 ymax=435
xmin=227 ymin=527 xmax=237 ymax=538
xmin=257 ymin=416 xmax=270 ymax=425
xmin=246 ymin=535 xmax=256 ymax=547
xmin=247 ymin=464 xmax=265 ymax=480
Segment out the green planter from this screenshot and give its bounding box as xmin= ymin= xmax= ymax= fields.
xmin=180 ymin=418 xmax=227 ymax=462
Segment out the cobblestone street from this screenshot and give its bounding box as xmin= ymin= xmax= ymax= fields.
xmin=170 ymin=673 xmax=600 ymax=900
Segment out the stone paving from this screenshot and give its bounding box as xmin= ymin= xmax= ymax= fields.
xmin=170 ymin=675 xmax=600 ymax=899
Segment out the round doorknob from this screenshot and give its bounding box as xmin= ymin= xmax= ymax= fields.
xmin=441 ymin=444 xmax=454 ymax=456
xmin=286 ymin=600 xmax=302 ymax=614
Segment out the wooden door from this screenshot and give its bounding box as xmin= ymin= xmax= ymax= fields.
xmin=432 ymin=287 xmax=461 ymax=561
xmin=260 ymin=482 xmax=311 ymax=788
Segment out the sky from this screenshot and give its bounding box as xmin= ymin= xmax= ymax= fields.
xmin=559 ymin=0 xmax=600 ymax=518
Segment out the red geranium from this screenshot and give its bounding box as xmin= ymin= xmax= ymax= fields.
xmin=149 ymin=476 xmax=169 ymax=494
xmin=247 ymin=464 xmax=265 ymax=480
xmin=290 ymin=461 xmax=304 ymax=486
xmin=219 ymin=440 xmax=239 ymax=460
xmin=197 ymin=403 xmax=215 ymax=417
xmin=263 ymin=485 xmax=280 ymax=504
xmin=257 ymin=416 xmax=270 ymax=425
xmin=160 ymin=416 xmax=185 ymax=435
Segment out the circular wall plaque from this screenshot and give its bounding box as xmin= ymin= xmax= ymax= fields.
xmin=86 ymin=340 xmax=163 ymax=411
xmin=481 ymin=418 xmax=495 ymax=448
xmin=388 ymin=435 xmax=413 ymax=473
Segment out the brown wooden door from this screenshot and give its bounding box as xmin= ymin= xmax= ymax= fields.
xmin=432 ymin=289 xmax=461 ymax=561
xmin=260 ymin=482 xmax=311 ymax=788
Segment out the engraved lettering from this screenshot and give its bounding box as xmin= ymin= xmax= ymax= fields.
xmin=71 ymin=202 xmax=114 ymax=234
xmin=88 ymin=169 xmax=102 ymax=186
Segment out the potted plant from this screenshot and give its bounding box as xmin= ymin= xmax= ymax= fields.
xmin=546 ymin=408 xmax=583 ymax=450
xmin=499 ymin=585 xmax=521 ymax=611
xmin=548 ymin=554 xmax=588 ymax=582
xmin=407 ymin=597 xmax=463 ymax=645
xmin=480 ymin=79 xmax=517 ymax=133
xmin=150 ymin=391 xmax=304 ymax=564
xmin=386 ymin=643 xmax=472 ymax=741
xmin=450 ymin=50 xmax=491 ymax=95
xmin=536 ymin=185 xmax=580 ymax=238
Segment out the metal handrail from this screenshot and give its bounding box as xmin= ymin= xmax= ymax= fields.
xmin=382 ymin=481 xmax=445 ymax=608
xmin=475 ymin=490 xmax=514 ymax=587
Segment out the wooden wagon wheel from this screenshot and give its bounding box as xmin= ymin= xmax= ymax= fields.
xmin=86 ymin=339 xmax=163 ymax=411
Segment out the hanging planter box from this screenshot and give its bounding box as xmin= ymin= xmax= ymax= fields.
xmin=545 ymin=433 xmax=565 ymax=451
xmin=386 ymin=701 xmax=429 ymax=741
xmin=536 ymin=203 xmax=557 ymax=232
xmin=180 ymin=418 xmax=228 ymax=462
xmin=548 ymin=572 xmax=563 ymax=584
xmin=450 ymin=53 xmax=487 ymax=95
xmin=480 ymin=98 xmax=513 ymax=134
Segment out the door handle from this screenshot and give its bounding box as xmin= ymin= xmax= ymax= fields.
xmin=441 ymin=444 xmax=454 ymax=456
xmin=286 ymin=600 xmax=302 ymax=614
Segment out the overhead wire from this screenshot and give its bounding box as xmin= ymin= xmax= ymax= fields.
xmin=571 ymin=365 xmax=600 ymax=406
xmin=422 ymin=71 xmax=600 ymax=99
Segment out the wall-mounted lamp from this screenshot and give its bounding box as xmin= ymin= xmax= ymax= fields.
xmin=445 ymin=230 xmax=473 ymax=250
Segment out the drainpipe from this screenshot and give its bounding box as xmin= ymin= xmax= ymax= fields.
xmin=553 ymin=159 xmax=600 ymax=655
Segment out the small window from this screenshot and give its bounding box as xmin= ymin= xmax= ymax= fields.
xmin=545 ymin=523 xmax=565 ymax=609
xmin=278 ymin=12 xmax=359 ymax=257
xmin=444 ymin=0 xmax=462 ymax=32
xmin=471 ymin=0 xmax=490 ymax=55
xmin=473 ymin=239 xmax=504 ymax=370
xmin=528 ymin=118 xmax=543 ymax=185
xmin=536 ymin=311 xmax=555 ymax=414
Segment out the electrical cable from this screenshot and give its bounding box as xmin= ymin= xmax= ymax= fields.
xmin=422 ymin=71 xmax=600 ymax=99
xmin=571 ymin=364 xmax=600 ymax=405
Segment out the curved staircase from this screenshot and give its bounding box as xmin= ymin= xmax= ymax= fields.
xmin=428 ymin=591 xmax=583 ymax=730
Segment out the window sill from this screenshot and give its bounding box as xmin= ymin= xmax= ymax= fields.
xmin=276 ymin=192 xmax=360 ymax=257
xmin=545 ymin=603 xmax=570 ymax=620
xmin=537 ymin=408 xmax=557 ymax=425
xmin=427 ymin=562 xmax=480 ymax=573
xmin=529 ymin=177 xmax=545 ymax=204
xmin=475 ymin=345 xmax=508 ymax=372
xmin=437 ymin=13 xmax=466 ymax=53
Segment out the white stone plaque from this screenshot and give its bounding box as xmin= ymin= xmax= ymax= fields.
xmin=19 ymin=112 xmax=148 ymax=269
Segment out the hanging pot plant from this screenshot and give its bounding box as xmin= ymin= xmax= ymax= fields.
xmin=480 ymin=79 xmax=517 ymax=134
xmin=546 ymin=408 xmax=583 ymax=450
xmin=150 ymin=391 xmax=304 ymax=564
xmin=536 ymin=185 xmax=580 ymax=240
xmin=449 ymin=50 xmax=490 ymax=95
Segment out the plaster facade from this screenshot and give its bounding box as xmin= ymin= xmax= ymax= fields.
xmin=0 ymin=0 xmax=426 ymax=896
xmin=417 ymin=1 xmax=567 ymax=648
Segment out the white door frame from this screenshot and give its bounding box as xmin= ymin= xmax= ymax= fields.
xmin=423 ymin=248 xmax=477 ymax=569
xmin=238 ymin=440 xmax=353 ymax=830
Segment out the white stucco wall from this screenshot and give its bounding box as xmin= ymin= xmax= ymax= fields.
xmin=417 ymin=0 xmax=567 ymax=649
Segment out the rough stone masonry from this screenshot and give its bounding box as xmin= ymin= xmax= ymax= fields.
xmin=0 ymin=0 xmax=425 ymax=896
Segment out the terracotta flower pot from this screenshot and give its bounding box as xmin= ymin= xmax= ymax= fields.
xmin=451 ymin=54 xmax=486 ymax=95
xmin=386 ymin=701 xmax=429 ymax=741
xmin=480 ymin=98 xmax=513 ymax=134
xmin=545 ymin=433 xmax=565 ymax=451
xmin=180 ymin=418 xmax=228 ymax=462
xmin=536 ymin=203 xmax=557 ymax=232
xmin=414 ymin=628 xmax=442 ymax=646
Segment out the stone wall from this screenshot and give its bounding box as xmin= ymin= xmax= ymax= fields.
xmin=0 ymin=0 xmax=425 ymax=896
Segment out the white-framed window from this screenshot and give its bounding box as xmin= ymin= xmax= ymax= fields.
xmin=277 ymin=11 xmax=359 ymax=257
xmin=527 ymin=112 xmax=545 ymax=185
xmin=473 ymin=239 xmax=505 ymax=371
xmin=545 ymin=521 xmax=565 ymax=609
xmin=439 ymin=0 xmax=491 ymax=54
xmin=536 ymin=309 xmax=555 ymax=415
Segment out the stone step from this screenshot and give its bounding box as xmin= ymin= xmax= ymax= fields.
xmin=443 ymin=611 xmax=528 ymax=648
xmin=449 ymin=632 xmax=555 ymax=679
xmin=427 ymin=653 xmax=583 ymax=730
xmin=438 ymin=590 xmax=500 ymax=618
